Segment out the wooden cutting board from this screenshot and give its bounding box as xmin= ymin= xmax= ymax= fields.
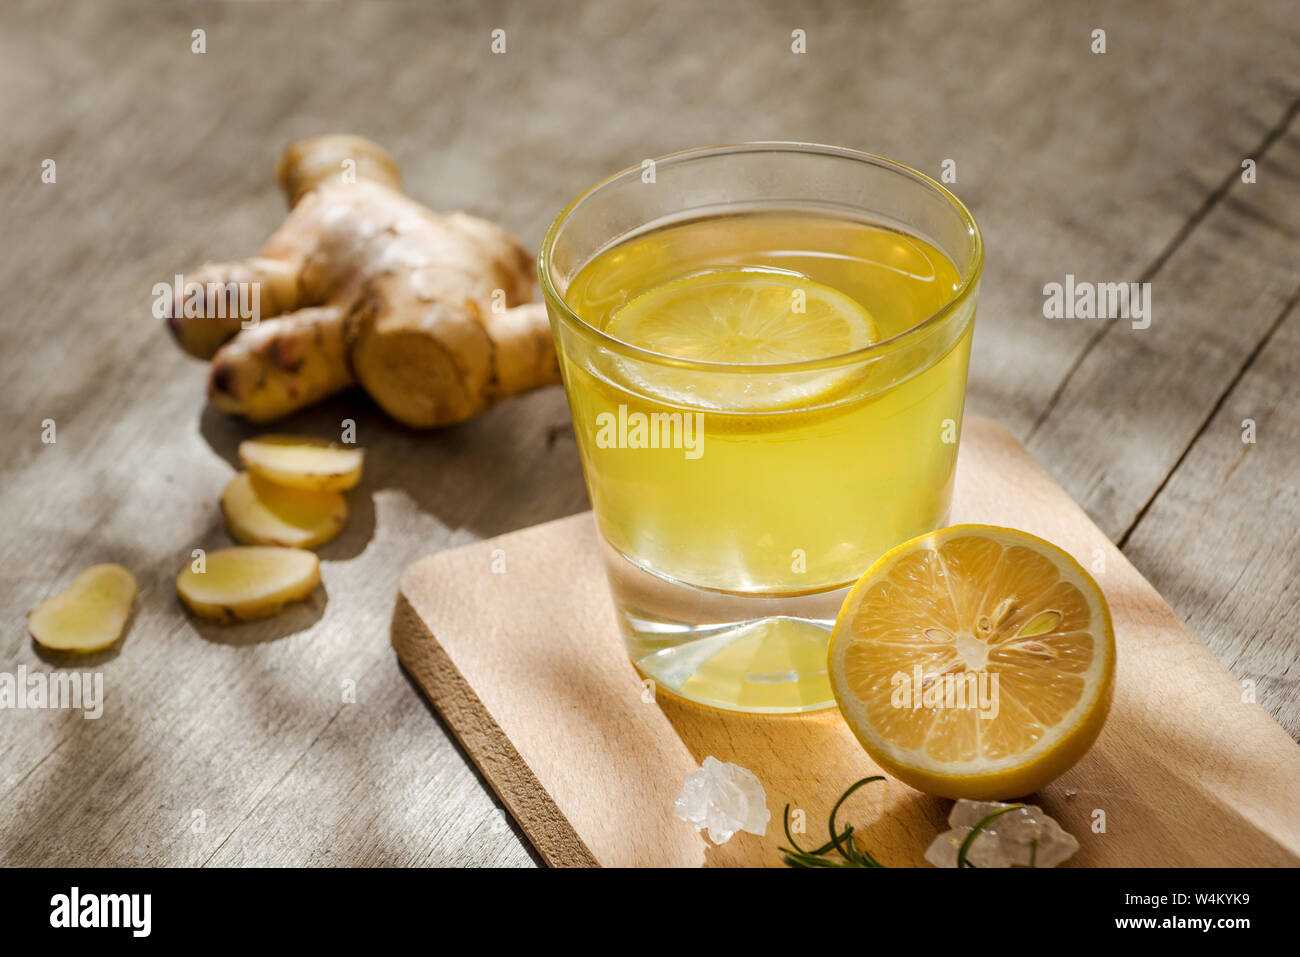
xmin=391 ymin=417 xmax=1300 ymax=867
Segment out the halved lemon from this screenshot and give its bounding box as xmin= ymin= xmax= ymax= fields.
xmin=829 ymin=525 xmax=1115 ymax=799
xmin=602 ymin=269 xmax=878 ymax=411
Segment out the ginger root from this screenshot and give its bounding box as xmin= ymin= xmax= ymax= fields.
xmin=207 ymin=306 xmax=355 ymax=423
xmin=177 ymin=547 xmax=321 ymax=622
xmin=28 ymin=564 xmax=138 ymax=652
xmin=221 ymin=471 xmax=349 ymax=549
xmin=166 ymin=134 xmax=558 ymax=428
xmin=238 ymin=435 xmax=364 ymax=491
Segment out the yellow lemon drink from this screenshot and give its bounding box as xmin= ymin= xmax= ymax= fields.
xmin=541 ymin=146 xmax=982 ymax=714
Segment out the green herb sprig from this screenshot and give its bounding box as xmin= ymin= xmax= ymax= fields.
xmin=956 ymin=803 xmax=1026 ymax=868
xmin=780 ymin=776 xmax=887 ymax=868
xmin=781 ymin=780 xmax=1034 ymax=869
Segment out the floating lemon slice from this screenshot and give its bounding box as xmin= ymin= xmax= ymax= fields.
xmin=603 ymin=269 xmax=878 ymax=411
xmin=829 ymin=525 xmax=1115 ymax=799
xmin=606 ymin=269 xmax=877 ymax=363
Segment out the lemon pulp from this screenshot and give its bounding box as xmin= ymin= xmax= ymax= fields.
xmin=829 ymin=524 xmax=1115 ymax=798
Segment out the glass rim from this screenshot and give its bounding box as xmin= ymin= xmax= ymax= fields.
xmin=538 ymin=141 xmax=984 ymax=373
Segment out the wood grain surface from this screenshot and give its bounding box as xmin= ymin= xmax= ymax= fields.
xmin=393 ymin=418 xmax=1300 ymax=867
xmin=1 ymin=1 xmax=1297 ymax=866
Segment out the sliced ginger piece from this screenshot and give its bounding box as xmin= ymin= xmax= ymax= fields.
xmin=28 ymin=563 xmax=137 ymax=652
xmin=221 ymin=471 xmax=348 ymax=548
xmin=177 ymin=546 xmax=320 ymax=622
xmin=239 ymin=435 xmax=364 ymax=491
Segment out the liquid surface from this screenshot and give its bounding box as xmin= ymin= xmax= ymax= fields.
xmin=569 ymin=212 xmax=960 ymax=345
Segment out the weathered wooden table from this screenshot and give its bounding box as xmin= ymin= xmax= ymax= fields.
xmin=2 ymin=1 xmax=1296 ymax=867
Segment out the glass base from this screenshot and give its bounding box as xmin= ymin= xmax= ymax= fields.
xmin=601 ymin=539 xmax=849 ymax=714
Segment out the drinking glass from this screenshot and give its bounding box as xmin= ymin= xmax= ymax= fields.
xmin=539 ymin=143 xmax=983 ymax=714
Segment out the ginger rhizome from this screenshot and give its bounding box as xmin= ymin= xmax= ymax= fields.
xmin=28 ymin=564 xmax=138 ymax=652
xmin=166 ymin=135 xmax=558 ymax=428
xmin=176 ymin=547 xmax=321 ymax=622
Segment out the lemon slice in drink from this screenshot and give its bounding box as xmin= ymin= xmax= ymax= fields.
xmin=829 ymin=525 xmax=1115 ymax=800
xmin=604 ymin=269 xmax=878 ymax=410
xmin=607 ymin=269 xmax=877 ymax=363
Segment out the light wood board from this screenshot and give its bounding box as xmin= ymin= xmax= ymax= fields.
xmin=393 ymin=417 xmax=1300 ymax=867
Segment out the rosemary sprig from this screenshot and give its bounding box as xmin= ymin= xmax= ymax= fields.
xmin=956 ymin=804 xmax=1025 ymax=868
xmin=780 ymin=776 xmax=887 ymax=868
xmin=781 ymin=783 xmax=1039 ymax=869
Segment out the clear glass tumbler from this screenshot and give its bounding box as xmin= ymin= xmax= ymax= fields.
xmin=540 ymin=143 xmax=983 ymax=714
